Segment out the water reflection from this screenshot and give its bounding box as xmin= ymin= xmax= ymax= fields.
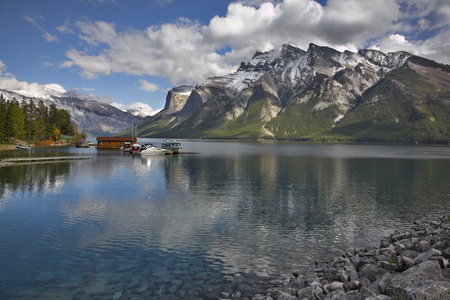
xmin=0 ymin=142 xmax=449 ymax=299
xmin=0 ymin=162 xmax=71 ymax=203
xmin=152 ymin=151 xmax=450 ymax=275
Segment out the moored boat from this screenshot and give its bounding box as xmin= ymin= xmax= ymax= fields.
xmin=131 ymin=143 xmax=141 ymax=154
xmin=76 ymin=142 xmax=90 ymax=148
xmin=140 ymin=143 xmax=172 ymax=155
xmin=161 ymin=140 xmax=183 ymax=154
xmin=16 ymin=144 xmax=31 ymax=150
xmin=121 ymin=142 xmax=132 ymax=152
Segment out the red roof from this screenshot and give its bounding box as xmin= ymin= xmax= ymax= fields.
xmin=96 ymin=137 xmax=137 ymax=142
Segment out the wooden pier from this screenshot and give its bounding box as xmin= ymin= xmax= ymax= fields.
xmin=0 ymin=156 xmax=92 ymax=165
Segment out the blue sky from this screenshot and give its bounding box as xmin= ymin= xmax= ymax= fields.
xmin=0 ymin=0 xmax=449 ymax=115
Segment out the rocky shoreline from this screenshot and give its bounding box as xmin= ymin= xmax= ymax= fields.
xmin=252 ymin=216 xmax=450 ymax=300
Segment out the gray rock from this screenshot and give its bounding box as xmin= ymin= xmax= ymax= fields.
xmin=442 ymin=247 xmax=450 ymax=259
xmin=416 ymin=240 xmax=432 ymax=252
xmin=414 ymin=248 xmax=442 ymax=263
xmin=323 ymin=289 xmax=346 ymax=300
xmin=113 ymin=291 xmax=122 ymax=300
xmin=379 ymin=260 xmax=444 ymax=297
xmin=323 ymin=281 xmax=344 ymax=294
xmin=378 ymin=261 xmax=397 ymax=272
xmin=365 ymin=295 xmax=392 ymax=300
xmin=359 ymin=264 xmax=388 ymax=282
xmin=401 ymin=256 xmax=415 ymax=269
xmin=346 ymin=280 xmax=360 ymax=291
xmin=296 ymin=286 xmax=312 ymax=299
xmin=404 ymin=279 xmax=450 ymax=300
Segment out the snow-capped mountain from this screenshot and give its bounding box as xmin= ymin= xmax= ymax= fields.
xmin=137 ymin=43 xmax=450 ymax=143
xmin=0 ymin=89 xmax=146 ymax=137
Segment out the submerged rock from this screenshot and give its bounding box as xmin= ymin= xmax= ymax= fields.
xmin=35 ymin=271 xmax=55 ymax=283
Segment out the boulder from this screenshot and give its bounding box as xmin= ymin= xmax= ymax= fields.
xmin=378 ymin=260 xmax=444 ymax=297
xmin=404 ymin=279 xmax=450 ymax=300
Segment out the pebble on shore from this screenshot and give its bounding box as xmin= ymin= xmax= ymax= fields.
xmin=253 ymin=216 xmax=450 ymax=300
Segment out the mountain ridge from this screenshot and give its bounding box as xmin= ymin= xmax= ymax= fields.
xmin=135 ymin=43 xmax=450 ymax=143
xmin=0 ymin=89 xmax=146 ymax=137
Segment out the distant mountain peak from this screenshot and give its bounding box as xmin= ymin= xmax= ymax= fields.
xmin=0 ymin=89 xmax=145 ymax=136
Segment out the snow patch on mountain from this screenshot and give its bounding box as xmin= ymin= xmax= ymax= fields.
xmin=204 ymin=48 xmax=282 ymax=94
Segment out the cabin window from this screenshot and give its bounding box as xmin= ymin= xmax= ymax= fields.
xmin=108 ymin=142 xmax=111 ymax=145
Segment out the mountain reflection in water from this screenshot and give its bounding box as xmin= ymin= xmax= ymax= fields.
xmin=0 ymin=141 xmax=449 ymax=299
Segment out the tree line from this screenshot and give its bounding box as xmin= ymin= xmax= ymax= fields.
xmin=0 ymin=94 xmax=86 ymax=144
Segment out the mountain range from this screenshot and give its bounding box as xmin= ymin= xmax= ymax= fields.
xmin=0 ymin=89 xmax=146 ymax=137
xmin=135 ymin=43 xmax=450 ymax=144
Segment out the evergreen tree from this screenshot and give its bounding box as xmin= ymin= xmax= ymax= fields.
xmin=37 ymin=100 xmax=52 ymax=139
xmin=7 ymin=99 xmax=25 ymax=142
xmin=21 ymin=98 xmax=34 ymax=139
xmin=0 ymin=96 xmax=82 ymax=144
xmin=0 ymin=95 xmax=7 ymax=141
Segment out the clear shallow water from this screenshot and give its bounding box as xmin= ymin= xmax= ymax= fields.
xmin=0 ymin=140 xmax=449 ymax=299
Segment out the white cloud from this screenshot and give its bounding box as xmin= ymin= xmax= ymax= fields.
xmin=0 ymin=61 xmax=6 ymax=75
xmin=138 ymin=79 xmax=159 ymax=92
xmin=0 ymin=63 xmax=157 ymax=116
xmin=0 ymin=63 xmax=67 ymax=98
xmin=370 ymin=30 xmax=450 ymax=64
xmin=24 ymin=11 xmax=58 ymax=42
xmin=75 ymin=20 xmax=118 ymax=46
xmin=0 ymin=76 xmax=66 ymax=99
xmin=63 ymin=49 xmax=112 ymax=79
xmin=82 ymin=87 xmax=96 ymax=91
xmin=60 ymin=18 xmax=235 ymax=84
xmin=59 ymin=0 xmax=449 ymax=87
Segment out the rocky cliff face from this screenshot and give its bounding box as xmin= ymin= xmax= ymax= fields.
xmin=138 ymin=43 xmax=450 ymax=143
xmin=163 ymin=85 xmax=194 ymax=115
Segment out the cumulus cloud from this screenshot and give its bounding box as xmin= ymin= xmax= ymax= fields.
xmin=138 ymin=79 xmax=159 ymax=92
xmin=0 ymin=63 xmax=66 ymax=99
xmin=61 ymin=18 xmax=235 ymax=84
xmin=0 ymin=77 xmax=65 ymax=98
xmin=366 ymin=0 xmax=450 ymax=62
xmin=0 ymin=62 xmax=158 ymax=115
xmin=59 ymin=0 xmax=450 ymax=87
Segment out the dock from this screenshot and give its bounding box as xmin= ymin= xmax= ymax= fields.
xmin=0 ymin=156 xmax=92 ymax=165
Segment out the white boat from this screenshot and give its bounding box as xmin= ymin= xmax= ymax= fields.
xmin=16 ymin=144 xmax=31 ymax=150
xmin=140 ymin=143 xmax=172 ymax=155
xmin=161 ymin=140 xmax=183 ymax=154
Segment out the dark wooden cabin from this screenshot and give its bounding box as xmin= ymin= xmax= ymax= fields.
xmin=96 ymin=137 xmax=137 ymax=149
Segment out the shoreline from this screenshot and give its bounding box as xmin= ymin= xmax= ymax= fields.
xmin=0 ymin=142 xmax=76 ymax=151
xmin=252 ymin=216 xmax=450 ymax=299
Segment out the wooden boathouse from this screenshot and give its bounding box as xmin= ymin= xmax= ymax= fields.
xmin=96 ymin=137 xmax=137 ymax=149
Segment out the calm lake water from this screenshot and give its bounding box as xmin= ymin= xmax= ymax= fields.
xmin=1 ymin=140 xmax=449 ymax=299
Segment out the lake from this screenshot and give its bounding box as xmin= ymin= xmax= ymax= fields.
xmin=1 ymin=140 xmax=449 ymax=299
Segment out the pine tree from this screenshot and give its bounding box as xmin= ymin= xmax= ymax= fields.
xmin=21 ymin=98 xmax=34 ymax=139
xmin=7 ymin=99 xmax=25 ymax=142
xmin=0 ymin=95 xmax=7 ymax=141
